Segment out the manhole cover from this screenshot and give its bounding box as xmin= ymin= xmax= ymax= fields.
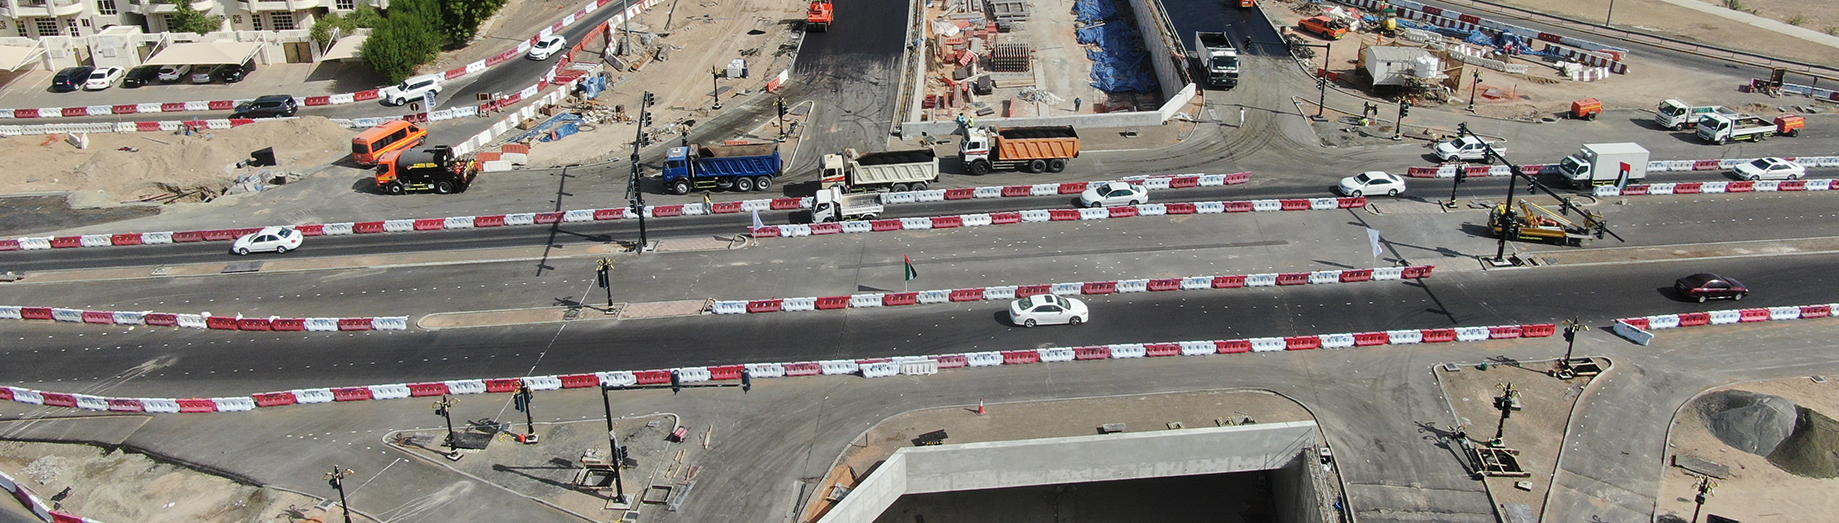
xmin=221 ymin=261 xmax=264 ymax=273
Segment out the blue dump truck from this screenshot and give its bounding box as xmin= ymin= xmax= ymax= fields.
xmin=662 ymin=143 xmax=783 ymax=194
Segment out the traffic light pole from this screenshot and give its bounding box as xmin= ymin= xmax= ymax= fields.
xmin=598 ymin=385 xmax=628 ymax=504
xmin=630 ymin=92 xmax=654 ymax=253
xmin=517 ymin=383 xmax=538 ymax=443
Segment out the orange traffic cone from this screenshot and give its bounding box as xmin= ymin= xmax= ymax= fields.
xmin=976 ymin=398 xmax=986 ymax=416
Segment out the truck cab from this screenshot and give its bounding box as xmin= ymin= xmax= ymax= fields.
xmin=811 ymin=186 xmax=883 ymax=222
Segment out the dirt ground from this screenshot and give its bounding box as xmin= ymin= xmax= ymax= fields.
xmin=1436 ymin=358 xmax=1598 ymax=522
xmin=1656 ymin=378 xmax=1839 ymax=522
xmin=0 ymin=117 xmax=354 ymax=205
xmin=1475 ymin=0 xmax=1839 ymax=68
xmin=0 ymin=440 xmax=373 ymax=523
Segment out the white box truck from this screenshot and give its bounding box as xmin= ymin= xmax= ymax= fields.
xmin=1558 ymin=142 xmax=1648 ymax=188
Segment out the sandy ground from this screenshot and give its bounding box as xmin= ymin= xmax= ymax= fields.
xmin=0 ymin=117 xmax=354 ymax=204
xmin=1436 ymin=358 xmax=1598 ymax=522
xmin=0 ymin=440 xmax=374 ymax=523
xmin=1656 ymin=378 xmax=1839 ymax=522
xmin=1476 ymin=0 xmax=1839 ymax=68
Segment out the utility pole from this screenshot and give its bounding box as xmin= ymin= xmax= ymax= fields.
xmin=710 ymin=67 xmax=723 ymax=110
xmin=1556 ymin=318 xmax=1588 ymax=379
xmin=1459 ymin=123 xmax=1519 ymax=263
xmin=1447 ymin=164 xmax=1467 ymax=207
xmin=596 ymin=258 xmax=614 ymax=310
xmin=1467 ymin=70 xmax=1481 ymax=113
xmin=1393 ymin=100 xmax=1409 ymax=140
xmin=1489 ymin=382 xmax=1521 ymax=448
xmin=514 ymin=383 xmax=539 ymax=443
xmin=630 ymin=92 xmax=654 ymax=253
xmin=433 ymin=395 xmax=460 ymax=460
xmin=598 ymin=385 xmax=629 ymax=505
xmin=323 ymin=465 xmax=354 ymax=523
xmin=775 ymin=97 xmax=787 ymax=141
xmin=620 ymin=0 xmax=632 ymax=57
xmin=1690 ymin=476 xmax=1716 ymax=522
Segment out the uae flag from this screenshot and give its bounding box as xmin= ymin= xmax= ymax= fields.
xmin=904 ymin=256 xmax=918 ymax=281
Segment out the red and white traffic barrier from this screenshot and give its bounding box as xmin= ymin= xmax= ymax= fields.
xmin=0 ymin=175 xmax=1249 ymax=252
xmin=0 ymin=469 xmax=109 ymax=523
xmin=748 ymin=195 xmax=1366 ymax=239
xmin=1592 ymin=178 xmax=1837 ymax=197
xmin=1402 ymin=154 xmax=1839 ymax=179
xmin=711 ymin=265 xmax=1433 ymax=315
xmin=1335 ymin=0 xmax=1628 ymax=74
xmin=0 ymin=306 xmax=407 ymax=332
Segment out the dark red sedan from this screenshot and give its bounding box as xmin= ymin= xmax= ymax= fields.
xmin=1675 ymin=273 xmax=1748 ymax=303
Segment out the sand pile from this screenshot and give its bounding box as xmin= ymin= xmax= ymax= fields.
xmin=0 ymin=117 xmax=354 ymax=202
xmin=1695 ymin=390 xmax=1839 ymax=478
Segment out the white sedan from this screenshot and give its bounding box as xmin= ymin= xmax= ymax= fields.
xmin=1008 ymin=294 xmax=1089 ymax=327
xmin=1730 ymin=157 xmax=1804 ymax=181
xmin=527 ymin=35 xmax=567 ymax=60
xmin=231 ymin=227 xmax=303 ymax=255
xmin=1338 ymin=171 xmax=1406 ymax=197
xmin=1078 ymin=181 xmax=1147 ymax=208
xmin=83 ymin=67 xmax=124 ymax=90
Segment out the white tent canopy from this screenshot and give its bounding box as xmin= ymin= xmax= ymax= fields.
xmin=142 ymin=41 xmax=264 ymax=66
xmin=321 ymin=32 xmax=369 ymax=62
xmin=0 ymin=44 xmax=44 ymax=71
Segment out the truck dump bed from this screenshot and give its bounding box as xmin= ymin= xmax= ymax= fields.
xmin=996 ymin=126 xmax=1080 ymax=161
xmin=694 ymin=144 xmax=781 ymax=178
xmin=700 ymin=143 xmax=780 ymax=158
xmin=851 ymin=149 xmax=938 ymax=186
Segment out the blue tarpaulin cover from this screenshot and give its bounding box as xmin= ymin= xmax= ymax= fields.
xmin=1074 ymin=0 xmax=1156 ymax=93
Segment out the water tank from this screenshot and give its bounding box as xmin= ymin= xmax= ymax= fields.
xmin=1413 ymin=55 xmax=1441 ymax=78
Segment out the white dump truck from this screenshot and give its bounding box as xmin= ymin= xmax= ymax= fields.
xmin=1193 ymin=31 xmax=1240 ymax=89
xmin=1558 ymin=142 xmax=1649 ymax=188
xmin=811 ymin=186 xmax=885 ymax=222
xmin=819 ymin=148 xmax=940 ymax=192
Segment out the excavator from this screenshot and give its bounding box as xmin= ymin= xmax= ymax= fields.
xmin=806 ymin=0 xmax=833 ymax=32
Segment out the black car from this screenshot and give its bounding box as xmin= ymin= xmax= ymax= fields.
xmin=120 ymin=65 xmax=161 ymax=88
xmin=50 ymin=66 xmax=93 ymax=92
xmin=213 ymin=60 xmax=256 ymax=83
xmin=1675 ymin=273 xmax=1749 ymax=303
xmin=232 ymin=95 xmax=298 ymax=119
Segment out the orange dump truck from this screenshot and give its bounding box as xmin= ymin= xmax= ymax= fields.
xmin=960 ymin=125 xmax=1081 ymax=174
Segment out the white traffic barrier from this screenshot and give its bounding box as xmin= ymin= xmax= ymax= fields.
xmin=504 ymin=213 xmax=536 ymax=226
xmin=1320 ymin=333 xmax=1356 ymax=348
xmin=51 ymin=308 xmax=82 ymax=322
xmin=446 ymin=379 xmax=488 ymax=394
xmin=840 ymin=220 xmax=873 ymax=233
xmin=7 ymin=388 xmax=41 ymax=404
xmin=850 ymin=294 xmax=884 ymax=308
xmin=1038 ymin=348 xmax=1075 ymax=362
xmin=1181 ymin=276 xmax=1213 ymax=290
xmin=973 ymin=186 xmax=1003 ymax=198
xmin=113 ymin=311 xmax=145 ymax=325
xmin=1079 ymin=208 xmax=1108 ymax=220
xmin=983 ymin=286 xmax=1017 ymax=300
xmin=1708 ymin=310 xmax=1741 ymax=325
xmin=142 ymin=398 xmax=180 ymax=413
xmin=370 ymin=384 xmax=411 ymax=399
xmin=1249 ymin=337 xmax=1286 ymax=352
xmin=1251 ymin=200 xmax=1282 ymax=212
xmin=1116 ymin=279 xmax=1149 ymax=293
xmin=1246 ymin=273 xmax=1278 ymax=287
xmin=1648 ymin=183 xmax=1674 ymax=195
xmin=523 ymin=375 xmax=563 ymax=390
xmin=675 ymin=367 xmax=712 ymax=383
xmin=0 ymin=306 xmax=19 ymax=319
xmin=781 ymin=297 xmax=817 ymax=311
xmin=304 ymin=318 xmax=338 ymax=331
xmin=965 ymin=351 xmax=1004 ymax=366
xmin=1806 ymin=179 xmax=1833 ymax=191
xmin=899 ymin=359 xmax=939 ymax=375
xmin=900 ymin=217 xmax=932 ymax=230
xmin=1020 ymin=209 xmax=1051 ymax=222
xmin=212 ymin=397 xmax=256 ymax=411
xmin=1754 ymin=181 xmax=1780 ymax=192
xmin=321 ymin=223 xmax=355 ymax=235
xmin=911 ymin=189 xmax=947 ymax=202
xmin=917 ymin=290 xmax=950 ymax=304
xmin=860 ymin=362 xmax=900 ymax=378
xmin=16 ymin=237 xmax=50 ymax=250
xmin=1309 ymin=198 xmax=1339 ymax=210
xmin=1386 ymin=329 xmax=1422 ymax=344
xmin=1718 ymin=158 xmax=1745 ymax=170
xmin=373 ymin=317 xmax=408 ymax=330
xmin=740 ymin=199 xmax=771 ymax=212
xmin=882 ymin=192 xmax=917 ymax=204
xmin=1051 ymin=282 xmax=1082 ymax=295
xmin=961 ymin=214 xmax=993 ymax=226
xmin=142 ymin=232 xmax=173 ymax=244
xmin=1108 ymin=343 xmax=1146 ymax=358
xmin=1308 ymin=271 xmax=1341 ymax=284
xmin=1594 ymin=185 xmax=1621 ymax=197
xmin=743 ymin=363 xmax=785 ymax=378
xmin=1195 ymin=201 xmax=1225 ymax=213
xmin=819 ymin=360 xmax=859 ymax=375
xmin=1455 ymin=326 xmax=1490 ymax=342
xmin=80 ymin=234 xmax=111 ymax=247
xmin=1030 ymin=184 xmax=1059 ymax=196
xmin=381 ymin=219 xmax=413 ymax=232
xmin=444 ymin=216 xmax=474 ymax=229
xmin=563 ymin=209 xmax=595 ymax=222
xmin=1139 ymin=177 xmax=1171 ymax=190
xmin=177 ymin=314 xmax=207 ymax=328
xmin=1646 ymin=314 xmax=1680 ymax=329
xmin=711 ymin=301 xmax=748 ymax=314
xmin=781 ymin=224 xmax=812 ymax=237
xmin=681 ymin=203 xmax=707 ymax=216
xmin=1700 ymin=182 xmax=1728 ymax=193
xmin=1769 ymin=306 xmax=1800 ymax=321
xmin=74 ymin=395 xmax=108 ymax=411
xmin=1137 ymin=203 xmax=1167 ymax=216
xmin=1372 ymin=267 xmax=1404 ymax=281
xmin=596 ymin=371 xmax=637 ymax=386
xmin=295 ymin=389 xmax=335 ymax=403
xmin=1179 ymin=341 xmax=1215 ymax=356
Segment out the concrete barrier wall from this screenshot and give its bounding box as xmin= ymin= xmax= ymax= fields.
xmin=1126 ymin=0 xmax=1186 ymax=102
xmin=815 ymin=453 xmax=910 ymax=523
xmin=906 ymin=421 xmax=1315 ymax=493
xmin=1270 ymin=451 xmax=1326 ymax=523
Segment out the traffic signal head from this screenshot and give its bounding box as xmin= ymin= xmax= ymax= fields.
xmin=639 ymin=111 xmax=652 ymax=128
xmin=643 ymin=92 xmax=655 ymax=106
xmin=741 ymin=370 xmax=753 ymax=393
xmin=596 ymin=266 xmax=610 ymax=288
xmin=1398 ymin=102 xmax=1410 ymax=118
xmin=670 ymin=370 xmax=682 ymax=394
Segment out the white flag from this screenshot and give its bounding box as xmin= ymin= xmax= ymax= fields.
xmin=1367 ymin=228 xmax=1383 ymax=259
xmin=751 ymin=209 xmax=764 ymax=229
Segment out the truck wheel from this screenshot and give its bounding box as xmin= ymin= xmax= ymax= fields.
xmin=909 ymin=182 xmax=927 ymax=191
xmin=1718 ymin=137 xmax=1729 ymax=145
xmin=735 ymin=177 xmax=755 ymax=192
xmin=891 ymin=183 xmax=910 ymax=192
xmin=1788 ymin=129 xmax=1800 ymax=137
xmin=435 ymin=181 xmax=453 ymax=194
xmin=753 ymin=176 xmax=774 ymax=192
xmin=1027 ymin=160 xmax=1047 ymax=173
xmin=968 ymin=160 xmax=991 ymax=176
xmin=386 ymin=183 xmax=405 ymax=195
xmin=671 ymin=180 xmax=690 ymax=195
xmin=1047 ymin=159 xmax=1067 ymax=172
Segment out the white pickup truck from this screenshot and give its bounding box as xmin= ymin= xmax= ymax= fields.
xmin=1433 ymin=136 xmax=1505 ymax=163
xmin=811 ymin=186 xmax=885 ymax=222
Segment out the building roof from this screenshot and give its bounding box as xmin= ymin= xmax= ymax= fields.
xmin=142 ymin=41 xmax=264 ymax=66
xmin=0 ymin=44 xmax=44 ymax=72
xmin=1364 ymin=46 xmax=1431 ymax=63
xmin=322 ymin=30 xmax=369 ymax=62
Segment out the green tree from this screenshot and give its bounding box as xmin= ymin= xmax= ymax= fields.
xmin=360 ymin=0 xmax=441 ymax=83
xmin=440 ymin=0 xmax=510 ymax=45
xmin=309 ymin=12 xmax=343 ymax=48
xmin=168 ymin=1 xmax=225 ymax=35
xmin=311 ymin=5 xmax=384 ymax=49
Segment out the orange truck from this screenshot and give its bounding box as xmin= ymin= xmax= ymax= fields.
xmin=1239 ymin=0 xmax=1255 ymax=6
xmin=1298 ymin=16 xmax=1349 ymax=40
xmin=960 ymin=125 xmax=1081 ymax=174
xmin=806 ymin=0 xmax=833 ymax=32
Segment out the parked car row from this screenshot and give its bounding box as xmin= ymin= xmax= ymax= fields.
xmin=51 ymin=60 xmax=256 ymax=92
